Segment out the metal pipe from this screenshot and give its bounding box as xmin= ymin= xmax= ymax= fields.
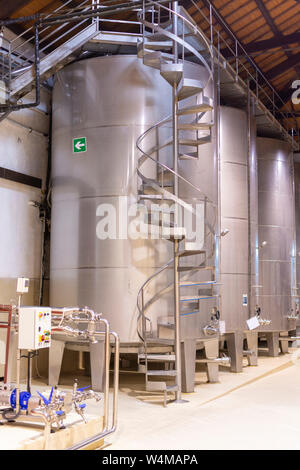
xmin=98 ymin=318 xmax=110 ymax=429
xmin=171 ymin=0 xmax=183 ymax=403
xmin=110 ymin=331 xmax=119 ymax=429
xmin=67 ymin=330 xmax=120 ymax=450
xmin=291 ymin=153 xmax=298 ymax=308
xmin=215 ymin=32 xmax=222 ymax=315
xmin=174 ymin=238 xmax=182 ymax=402
xmin=0 ymin=0 xmax=168 ymax=27
xmin=31 ymin=409 xmax=51 ymax=450
xmin=247 ymin=82 xmax=252 ymax=318
xmin=15 ymin=348 xmax=21 ymax=414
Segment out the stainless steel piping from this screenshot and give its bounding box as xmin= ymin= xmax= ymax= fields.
xmin=99 ymin=318 xmax=110 ymax=429
xmin=67 ymin=330 xmax=120 ymax=451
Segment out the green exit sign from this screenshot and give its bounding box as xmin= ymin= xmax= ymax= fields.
xmin=73 ymin=137 xmax=87 ymax=154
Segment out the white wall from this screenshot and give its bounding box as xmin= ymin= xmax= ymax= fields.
xmin=0 ymin=87 xmax=50 ymax=301
xmin=0 ymin=88 xmax=50 ymax=378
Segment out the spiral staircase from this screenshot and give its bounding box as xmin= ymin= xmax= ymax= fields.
xmin=135 ymin=2 xmax=219 ymax=406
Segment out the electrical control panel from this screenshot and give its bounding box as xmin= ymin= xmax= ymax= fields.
xmin=18 ymin=307 xmax=51 ymax=350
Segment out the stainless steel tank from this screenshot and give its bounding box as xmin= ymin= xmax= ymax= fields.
xmin=257 ymin=137 xmax=296 ymax=331
xmin=294 ymin=161 xmax=300 ymax=312
xmin=219 ymin=106 xmax=250 ymax=331
xmin=50 ymin=55 xmax=216 ymax=343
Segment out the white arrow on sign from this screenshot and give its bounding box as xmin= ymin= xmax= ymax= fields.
xmin=75 ymin=141 xmax=85 ymax=150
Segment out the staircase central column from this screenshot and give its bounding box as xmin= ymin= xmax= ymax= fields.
xmin=172 ymin=0 xmax=183 ymax=403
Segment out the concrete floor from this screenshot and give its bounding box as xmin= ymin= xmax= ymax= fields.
xmin=1 ymin=348 xmax=300 ymax=450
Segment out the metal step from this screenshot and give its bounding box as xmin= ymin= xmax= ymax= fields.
xmin=157 ymin=169 xmax=174 ymax=185
xmin=184 ymin=241 xmax=205 ymax=251
xmin=177 ymin=98 xmax=213 ymax=115
xmin=147 ymin=370 xmax=177 ymax=376
xmin=178 ymin=250 xmax=206 ymax=257
xmin=145 ymin=8 xmax=208 ymax=53
xmin=138 ymin=194 xmax=174 ymax=202
xmin=179 ymin=136 xmax=211 ymax=147
xmin=146 ymin=382 xmax=178 ymax=392
xmin=140 ymin=224 xmax=186 ymax=240
xmin=157 ymin=320 xmax=174 ymax=329
xmin=143 ymin=179 xmax=174 ymax=190
xmin=178 ymin=151 xmax=198 ymax=160
xmin=137 ymin=42 xmax=172 ymax=59
xmin=147 ymin=338 xmax=175 ymax=345
xmin=180 ymin=281 xmax=216 ymax=287
xmin=177 ymin=78 xmax=203 ymax=101
xmin=180 ymin=295 xmax=217 ymax=302
xmin=178 ymin=122 xmax=213 ymax=131
xmin=143 ymin=50 xmax=173 ymax=69
xmin=144 ymin=213 xmax=175 ymax=227
xmin=139 ymin=354 xmax=176 ymax=361
xmin=143 ymin=52 xmax=162 ymax=70
xmin=144 ymin=22 xmax=173 ymax=42
xmin=160 ymin=63 xmax=183 ymax=85
xmin=143 ymin=40 xmax=173 ymax=51
xmin=178 ymin=265 xmax=215 ymax=272
xmin=140 ymin=184 xmax=174 ymax=195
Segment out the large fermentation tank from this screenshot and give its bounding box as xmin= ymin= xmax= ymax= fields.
xmin=50 ymin=55 xmax=172 ymax=342
xmin=257 ymin=137 xmax=296 ymax=331
xmin=219 ymin=107 xmax=250 ymax=331
xmin=50 ymin=55 xmax=216 ymax=343
xmin=294 ymin=160 xmax=300 ymax=314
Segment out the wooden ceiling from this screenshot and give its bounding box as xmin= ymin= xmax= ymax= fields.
xmin=186 ymin=0 xmax=300 ymax=124
xmin=0 ymin=0 xmax=299 ymax=124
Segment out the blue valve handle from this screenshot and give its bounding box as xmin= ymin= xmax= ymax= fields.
xmin=37 ymin=387 xmax=54 ymax=406
xmin=49 ymin=386 xmax=54 ymax=404
xmin=77 ymin=386 xmax=91 ymax=392
xmin=79 ymin=404 xmax=86 ymax=409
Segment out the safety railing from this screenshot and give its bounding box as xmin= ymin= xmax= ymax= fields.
xmin=0 ymin=0 xmax=298 ymax=147
xmin=8 ymin=0 xmax=95 ymax=78
xmin=188 ymin=0 xmax=299 ymax=148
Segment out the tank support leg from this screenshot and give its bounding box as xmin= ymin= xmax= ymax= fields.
xmin=204 ymin=339 xmax=219 ymax=382
xmin=226 ymin=331 xmax=243 ymax=373
xmin=265 ymin=332 xmax=279 ymax=357
xmin=279 ymin=332 xmax=289 ymax=354
xmin=49 ymin=339 xmax=65 ymax=386
xmin=180 ymin=339 xmax=196 ymax=393
xmin=245 ymin=331 xmax=258 ymax=366
xmin=206 ymin=362 xmax=219 ymax=383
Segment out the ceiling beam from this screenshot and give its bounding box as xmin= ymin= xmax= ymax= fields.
xmin=0 ymin=0 xmax=32 ymax=19
xmin=254 ymin=0 xmax=279 ymax=37
xmin=254 ymin=0 xmax=300 ymax=80
xmin=181 ymin=0 xmax=299 ymax=128
xmin=247 ymin=32 xmax=300 ymax=53
xmin=221 ymin=32 xmax=300 ymax=58
xmin=265 ymin=52 xmax=300 ymax=80
xmin=192 ymin=0 xmax=269 ymax=82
